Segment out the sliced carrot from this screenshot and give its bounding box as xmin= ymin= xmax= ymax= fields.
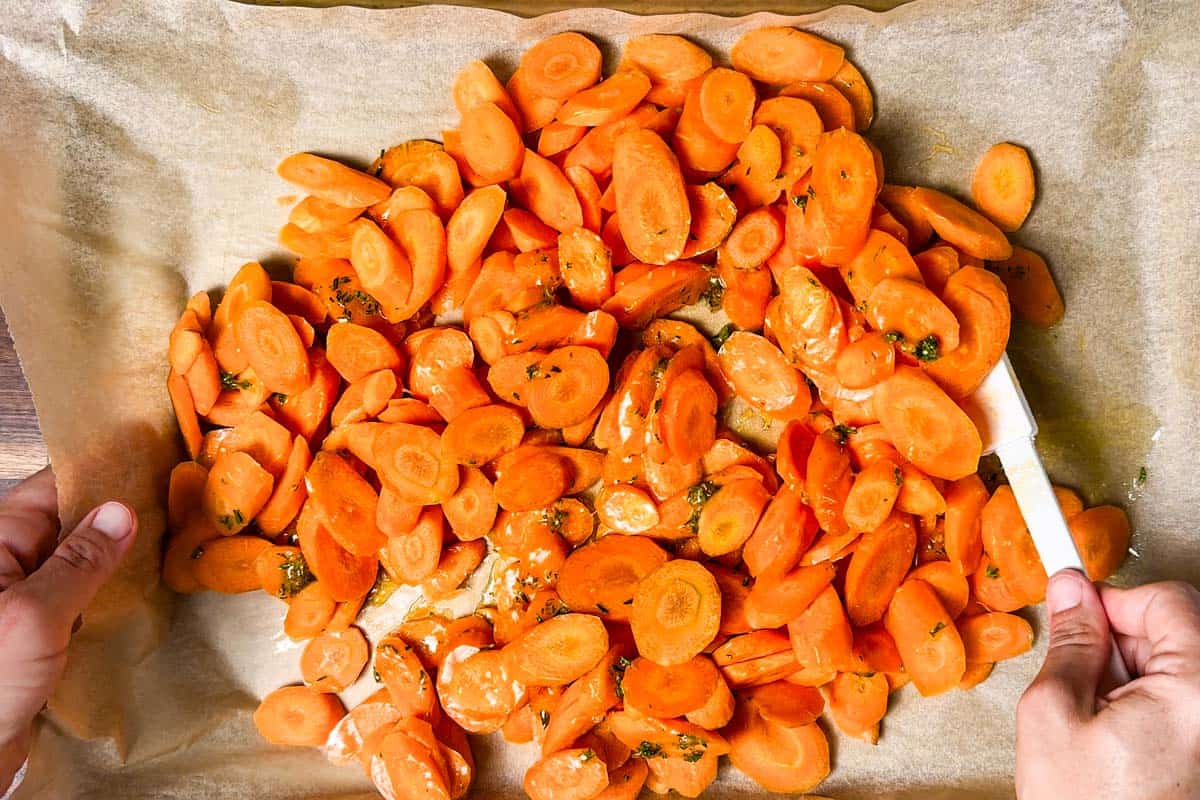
xmin=943 ymin=474 xmax=988 ymax=575
xmin=755 ymin=96 xmax=823 ymax=193
xmin=696 ymin=477 xmax=770 ymax=557
xmin=731 ymin=27 xmax=844 ymax=84
xmin=681 ymin=183 xmax=738 ymax=259
xmin=923 ymin=266 xmax=1011 ymax=398
xmin=830 ymin=58 xmax=873 ymax=129
xmin=780 ymin=81 xmax=856 ymax=131
xmin=452 ymin=59 xmax=521 ymax=125
xmin=324 ymin=696 xmax=404 ymax=767
xmin=1069 ymin=504 xmax=1131 ymax=582
xmin=719 ymin=206 xmax=783 ymax=271
xmin=524 ymin=345 xmax=609 ymax=429
xmin=254 ymin=685 xmax=346 ymax=747
xmin=507 ymin=67 xmax=565 ymax=134
xmin=301 ymin=627 xmax=369 ymax=692
xmin=415 ymin=540 xmax=483 ymax=602
xmin=439 ymin=467 xmax=496 ymax=541
xmin=971 ymin=142 xmax=1035 ymax=232
xmin=770 ymin=265 xmax=847 ymax=370
xmin=959 ymin=611 xmax=1034 ymax=663
xmin=289 ymin=195 xmax=362 ymax=234
xmin=989 ymin=245 xmax=1064 ymax=328
xmin=277 ymin=152 xmax=391 ymax=208
xmin=786 ymin=584 xmax=855 ymax=673
xmin=724 ymin=123 xmax=783 ymax=208
xmin=191 ymin=534 xmax=272 ymax=594
xmin=521 ymin=32 xmax=603 ymax=99
xmin=349 ymin=218 xmax=413 ymax=322
xmin=325 ymin=322 xmax=402 ymax=384
xmin=557 ymin=68 xmax=651 ymax=128
xmin=297 ymin=503 xmax=380 ymax=603
xmin=883 ymin=579 xmax=966 ymax=696
xmin=524 ymin=748 xmax=609 ymax=800
xmin=631 ymin=559 xmax=721 ymax=667
xmin=564 ymin=165 xmax=604 ymax=234
xmin=167 ymin=369 xmax=203 ymax=460
xmin=557 ymin=534 xmax=669 ymax=620
xmin=873 ymin=366 xmax=982 ymax=481
xmin=202 ymin=451 xmax=274 ymax=535
xmin=911 ymin=187 xmax=1013 ymax=260
xmin=374 ymin=423 xmax=460 ymax=504
xmin=744 ymin=561 xmax=837 ymax=630
xmin=698 ymin=67 xmax=756 ymax=144
xmin=376 ymin=726 xmax=452 ymax=800
xmin=745 ymin=681 xmax=824 ymax=728
xmin=981 ymin=484 xmax=1047 ymax=605
xmin=727 ymin=702 xmax=831 ymax=794
xmin=256 ymin=436 xmax=312 ymax=535
xmin=389 ymin=208 xmax=449 ymax=319
xmin=717 ymin=331 xmax=804 ymax=415
xmin=538 ymin=120 xmax=589 ymax=158
xmin=541 ymin=644 xmax=627 ymax=755
xmin=600 ymin=260 xmax=710 ymax=328
xmin=674 ymin=79 xmax=739 ymax=177
xmin=284 ymin=580 xmax=339 ymax=640
xmin=380 ymin=506 xmax=445 ymax=584
xmin=908 ymin=560 xmax=970 ymax=619
xmin=514 ymin=149 xmax=585 ymax=233
xmin=383 ymin=148 xmax=466 ymax=221
xmin=843 ymin=510 xmax=917 ymax=626
xmin=622 ymin=34 xmax=712 ymax=103
xmin=806 ymin=429 xmax=854 ymax=537
xmin=842 ymin=457 xmax=902 ymax=533
xmin=743 ymin=487 xmax=816 ymax=577
xmin=505 ymin=613 xmax=609 ymax=686
xmin=306 ymin=451 xmax=386 ymax=556
xmin=612 ymin=129 xmax=690 ymax=265
xmin=375 ymin=634 xmax=438 ymax=718
xmin=827 ymin=670 xmax=888 ymax=741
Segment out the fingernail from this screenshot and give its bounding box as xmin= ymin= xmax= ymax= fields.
xmin=92 ymin=502 xmax=133 ymax=540
xmin=1047 ymin=571 xmax=1083 ymax=614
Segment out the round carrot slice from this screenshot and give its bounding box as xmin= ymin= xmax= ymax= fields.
xmin=233 ymin=300 xmax=311 ymax=396
xmin=717 ymin=331 xmax=802 ymax=415
xmin=631 ymin=559 xmax=722 ymax=667
xmin=657 ymin=368 xmax=718 ymax=464
xmin=872 ymin=366 xmax=982 ymax=481
xmin=300 ymin=627 xmax=369 ymax=693
xmin=698 ymin=67 xmax=756 ymax=144
xmin=1068 ymin=504 xmax=1131 ymax=581
xmin=524 ymin=748 xmax=609 ymax=800
xmin=727 ymin=702 xmax=830 ymax=794
xmin=621 ymin=655 xmax=721 ymax=719
xmin=493 ymin=449 xmax=570 ymax=512
xmin=971 ymin=142 xmax=1035 ymax=232
xmin=595 ymin=483 xmax=660 ymax=534
xmin=557 ymin=534 xmax=670 ymax=621
xmin=911 ymin=187 xmax=1013 ymax=261
xmin=505 ymin=613 xmax=609 ymax=686
xmin=440 ymin=403 xmax=525 ymax=466
xmin=438 ymin=645 xmax=526 ymax=734
xmin=254 ymin=685 xmax=346 ymax=747
xmin=520 ymin=32 xmax=603 ymax=99
xmin=374 ymin=423 xmax=461 ymax=504
xmin=524 ymin=345 xmax=609 ymax=429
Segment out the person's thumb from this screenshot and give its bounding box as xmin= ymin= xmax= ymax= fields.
xmin=1022 ymin=569 xmax=1110 ymax=722
xmin=16 ymin=501 xmax=137 ymax=641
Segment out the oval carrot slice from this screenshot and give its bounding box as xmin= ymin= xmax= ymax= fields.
xmin=515 ymin=149 xmax=585 ymax=234
xmin=911 ymin=187 xmax=1013 ymax=261
xmin=524 ymin=345 xmax=610 ymax=429
xmin=867 ymin=277 xmax=961 ymax=354
xmin=202 ymin=451 xmax=274 ymax=535
xmin=380 ymin=506 xmax=445 ymax=584
xmin=959 ymin=611 xmax=1034 ymax=663
xmin=277 ymin=152 xmax=391 ymax=208
xmin=1068 ymin=504 xmax=1131 ymax=582
xmin=631 ymin=559 xmax=722 ymax=667
xmin=827 ymin=670 xmax=888 ymax=741
xmin=307 ymin=451 xmax=387 ymax=557
xmin=521 ymin=32 xmax=603 ymax=100
xmin=698 ymin=67 xmax=756 ymax=144
xmin=989 ymin=245 xmax=1064 ymax=328
xmin=731 ymin=27 xmax=844 ymax=85
xmin=698 ymin=477 xmax=771 ymax=557
xmin=254 ymin=685 xmax=346 ymax=747
xmin=297 ymin=502 xmax=380 ymax=603
xmin=612 ymin=129 xmax=691 ymax=266
xmin=883 ymin=579 xmax=966 ymax=696
xmin=233 ymin=300 xmax=311 ymax=396
xmin=192 ymin=534 xmax=273 ymax=594
xmin=621 ymin=654 xmax=720 ymax=719
xmin=557 ymin=68 xmax=652 ymax=128
xmin=452 ymin=59 xmax=521 ymax=124
xmin=981 ymin=484 xmax=1048 ymax=606
xmin=558 ymin=534 xmax=670 ymax=621
xmin=374 ymin=423 xmax=460 ymax=504
xmin=780 ymin=80 xmax=856 ymax=132
xmin=971 ymin=142 xmax=1035 ymax=232
xmin=873 ymin=366 xmax=982 ymax=481
xmin=727 ymin=702 xmax=831 ymax=794
xmin=944 ymin=474 xmax=989 ymax=575
xmin=923 ymin=266 xmax=1011 ymax=398
xmin=717 ymin=331 xmax=803 ymax=415
xmin=440 ymin=403 xmax=525 ymax=467
xmin=908 ymin=560 xmax=970 ymax=619
xmin=301 ymin=627 xmax=369 ymax=693
xmin=745 ymin=681 xmax=825 ymax=728
xmin=524 ymin=748 xmax=609 ymax=800
xmin=505 ymin=613 xmax=610 ymax=686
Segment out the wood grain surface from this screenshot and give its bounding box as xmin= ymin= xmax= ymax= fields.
xmin=245 ymin=0 xmax=904 ymax=14
xmin=0 ymin=307 xmax=46 ymax=494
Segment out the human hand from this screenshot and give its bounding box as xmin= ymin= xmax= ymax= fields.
xmin=0 ymin=468 xmax=138 ymax=796
xmin=1016 ymin=569 xmax=1200 ymax=799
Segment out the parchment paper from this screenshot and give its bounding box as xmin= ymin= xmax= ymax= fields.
xmin=1 ymin=1 xmax=1198 ymax=798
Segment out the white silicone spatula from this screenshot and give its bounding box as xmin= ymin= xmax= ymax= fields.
xmin=973 ymin=354 xmax=1131 ymax=686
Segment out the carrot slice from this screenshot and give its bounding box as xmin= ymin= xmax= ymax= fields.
xmin=380 ymin=506 xmax=445 ymax=584
xmin=843 ymin=509 xmax=917 ymax=626
xmin=254 ymin=685 xmax=346 ymax=747
xmin=612 ymin=129 xmax=690 ymax=265
xmin=830 ymin=59 xmax=874 ymax=129
xmin=595 ymin=484 xmax=660 ymax=535
xmin=883 ymin=579 xmax=966 ymax=696
xmin=538 ymin=120 xmax=588 ymax=157
xmin=727 ymin=702 xmax=831 ymax=794
xmin=719 ymin=206 xmax=783 ymax=270
xmin=755 ymin=96 xmax=823 ymax=192
xmin=558 ymin=227 xmax=614 ymax=311
xmin=923 ymin=266 xmax=1011 ymax=398
xmin=697 ymin=478 xmax=770 ymax=557
xmin=989 ymin=245 xmax=1064 ymax=328
xmin=422 ymin=539 xmax=487 ymax=600
xmin=828 ymin=670 xmax=888 ymax=741
xmin=959 ymin=611 xmax=1034 ymax=663
xmin=698 ymin=67 xmax=756 ymax=144
xmin=374 ymin=423 xmax=460 ymax=504
xmin=440 ymin=403 xmax=525 ymax=467
xmin=981 ymin=485 xmax=1048 ymax=605
xmin=257 ymin=436 xmax=312 ymax=535
xmin=622 ymin=34 xmax=712 ymax=100
xmin=524 ymin=345 xmax=610 ymax=429
xmin=944 ymin=474 xmax=989 ymax=575
xmin=297 ymin=503 xmax=380 ymax=603
xmin=231 ymin=300 xmax=311 ymax=396
xmin=743 ymin=487 xmax=816 ymax=577
xmin=911 ymin=187 xmax=1013 ymax=260
xmin=524 ymin=748 xmax=609 ymax=800
xmin=349 ymin=218 xmax=413 ymax=322
xmin=631 ymin=559 xmax=721 ymax=667
xmin=192 ymin=534 xmax=272 ymax=593
xmin=167 ymin=370 xmax=203 ymax=460
xmin=277 ymin=152 xmax=391 ymax=208
xmin=621 ymin=655 xmax=720 ymax=719
xmin=786 ymin=584 xmax=855 ymax=673
xmin=681 ymin=183 xmax=738 ymax=258
xmin=440 ymin=467 xmax=497 ymax=541
xmin=744 ymin=561 xmax=837 ymax=630
xmin=390 ymin=208 xmax=449 ymax=320
xmin=780 ymin=81 xmax=856 ymax=132
xmin=376 ymin=726 xmax=452 ymax=800
xmin=505 ymin=613 xmax=609 ymax=686
xmin=717 ymin=331 xmax=803 ymax=415
xmin=324 ymin=696 xmax=403 ymax=767
xmin=557 ymin=534 xmax=669 ymax=621
xmin=600 ymin=260 xmax=710 ymax=329
xmin=515 ymin=149 xmax=585 ymax=234
xmin=557 ymin=68 xmax=652 ymax=127
xmin=908 ymin=560 xmax=970 ymax=619
xmin=746 ymin=681 xmax=825 ymax=728
xmin=564 ymin=165 xmax=604 ymax=233
xmin=731 ymin=27 xmax=844 ymax=84
xmin=873 ymin=366 xmax=982 ymax=481
xmin=202 ymin=451 xmax=274 ymax=535
xmin=301 ymin=627 xmax=369 ymax=692
xmin=453 ymin=59 xmax=521 ymax=124
xmin=326 ymin=322 xmax=402 ymax=384
xmin=306 ymin=451 xmax=386 ymax=556
xmin=521 ymin=32 xmax=603 ymax=99
xmin=971 ymin=142 xmax=1035 ymax=232
xmin=1068 ymin=505 xmax=1131 ymax=581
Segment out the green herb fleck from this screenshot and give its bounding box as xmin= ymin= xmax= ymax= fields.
xmin=220 ymin=371 xmax=252 ymax=391
xmin=596 ymin=602 xmax=609 ymax=614
xmin=894 ymin=467 xmax=904 ymax=487
xmin=580 ymin=749 xmax=597 ymax=762
xmin=330 ymin=276 xmax=352 ymax=290
xmin=276 ymin=550 xmax=315 ymax=598
xmin=677 ymin=734 xmax=704 ymax=750
xmin=682 ymin=750 xmax=704 ymax=763
xmin=791 ymin=193 xmax=808 ymax=211
xmin=652 ymin=357 xmax=671 ymax=379
xmin=684 ymin=480 xmax=719 ymax=532
xmin=986 ymin=564 xmax=1001 ymax=579
xmin=832 ymin=424 xmax=858 ymax=446
xmin=216 ymin=508 xmax=246 ymax=530
xmin=653 ymin=398 xmax=663 ymax=413
xmin=612 ymin=656 xmax=632 ymax=700
xmin=929 ymin=621 xmax=947 ymax=637
xmin=634 ymin=741 xmax=663 ymax=759
xmin=543 ymin=505 xmax=567 ymax=535
xmin=526 ymin=363 xmax=542 ymax=380
xmin=538 ymin=709 xmax=550 ymax=728
xmin=807 ymin=185 xmax=816 ymax=200
xmin=272 ymin=392 xmax=288 ymax=405
xmin=913 ymin=335 xmax=940 ymax=362
xmin=883 ymin=331 xmax=904 ymax=344
xmin=700 ymin=276 xmax=725 ymax=311
xmin=190 ymin=546 xmax=205 ymax=560
xmin=1136 ymin=466 xmax=1148 ymax=486
xmin=709 ymin=323 xmax=735 ymax=351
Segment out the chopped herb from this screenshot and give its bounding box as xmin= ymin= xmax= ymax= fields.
xmin=699 ymin=275 xmax=725 ymax=311
xmin=623 ymin=597 xmax=634 ymax=605
xmin=216 ymin=508 xmax=245 ymax=530
xmin=986 ymin=564 xmax=1001 ymax=579
xmin=220 ymin=371 xmax=252 ymax=391
xmin=538 ymin=709 xmax=550 ymax=728
xmin=807 ymin=276 xmax=819 ymax=286
xmin=596 ymin=602 xmax=610 ymax=614
xmin=709 ymin=323 xmax=735 ymax=351
xmin=791 ymin=193 xmax=808 ymax=211
xmin=856 ymin=671 xmax=877 ymax=678
xmin=677 ymin=734 xmax=704 ymax=750
xmin=683 ymin=750 xmax=705 ymax=763
xmin=1136 ymin=466 xmax=1148 ymax=486
xmin=883 ymin=331 xmax=904 ymax=343
xmin=543 ymin=505 xmax=567 ymax=534
xmin=653 ymin=398 xmax=663 ymax=413
xmin=190 ymin=546 xmax=205 ymax=560
xmin=894 ymin=467 xmax=904 ymax=487
xmin=742 ymin=574 xmax=752 ymax=587
xmin=840 ymin=169 xmax=848 ymax=179
xmin=271 ymin=392 xmax=288 ymax=405
xmin=372 ymin=668 xmax=382 ymax=682
xmin=330 ymin=275 xmax=352 ymax=290
xmin=807 ymin=185 xmax=816 ymax=200
xmin=913 ymin=335 xmax=940 ymax=362
xmin=634 ymin=741 xmax=663 ymax=759
xmin=377 ymin=643 xmax=399 ymax=656
xmin=684 ymin=480 xmax=719 ymax=532
xmin=612 ymin=656 xmax=632 ymax=699
xmin=929 ymin=621 xmax=947 ymax=637
xmin=855 ymin=300 xmax=868 ymax=313
xmin=652 ymin=357 xmax=671 ymax=379
xmin=276 ymin=550 xmax=315 ymax=598
xmin=525 ymin=363 xmax=542 ymax=380
xmin=580 ymin=749 xmax=597 ymax=762
xmin=832 ymin=424 xmax=858 ymax=445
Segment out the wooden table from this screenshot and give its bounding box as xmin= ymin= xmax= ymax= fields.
xmin=0 ymin=308 xmax=46 ymax=494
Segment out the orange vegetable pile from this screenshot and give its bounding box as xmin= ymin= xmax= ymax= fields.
xmin=164 ymin=26 xmax=1133 ymax=799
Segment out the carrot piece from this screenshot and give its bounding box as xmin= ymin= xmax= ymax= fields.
xmin=594 ymin=759 xmax=648 ymax=800
xmin=447 ymin=191 xmax=509 ymax=313
xmin=923 ymin=267 xmax=1011 ymax=397
xmin=883 ymin=579 xmax=966 ymax=696
xmin=254 ymin=685 xmax=346 ymax=747
xmin=840 ymin=457 xmax=901 ymax=534
xmin=541 ymin=644 xmax=628 ymax=755
xmin=611 ymin=129 xmax=690 ymax=265
xmin=1069 ymin=505 xmax=1131 ymax=582
xmin=538 ymin=120 xmax=588 ymax=158
xmin=557 ymin=228 xmax=613 ymax=310
xmin=630 ymin=559 xmax=721 ymax=667
xmin=277 ymin=153 xmax=391 ymax=208
xmin=873 ymin=366 xmax=982 ymax=480
xmin=453 ymin=59 xmax=521 ymax=125
xmin=830 ymin=59 xmax=873 ymax=129
xmin=301 ymin=627 xmax=369 ymax=693
xmin=324 ymin=322 xmax=402 ymax=384
xmin=696 ymin=478 xmax=770 ymax=557
xmin=372 ymin=184 xmax=437 ymax=223
xmin=717 ymin=331 xmax=804 ymax=415
xmin=297 ymin=503 xmax=380 ymax=602
xmin=911 ymin=187 xmax=1013 ymax=260
xmin=202 ymin=451 xmax=274 ymax=535
xmin=944 ymin=474 xmax=988 ymax=575
xmin=827 ymin=670 xmax=888 ymax=741
xmin=843 ymin=510 xmax=917 ymax=626
xmin=389 ymin=208 xmax=449 ymax=320
xmin=698 ymin=67 xmax=756 ymax=144
xmin=191 ymin=534 xmax=272 ymax=594
xmin=282 ymin=580 xmax=338 ymax=641
xmin=324 ymin=695 xmax=404 ymax=767
xmin=896 ymin=462 xmax=948 ymax=517
xmin=982 ymin=484 xmax=1048 ymax=605
xmin=256 ymin=436 xmax=312 ymax=535
xmin=959 ymin=611 xmax=1034 ymax=663
xmin=780 ymin=81 xmax=856 ymax=131
xmin=755 ymin=96 xmax=823 ymax=192
xmin=524 ymin=345 xmax=609 ymax=429
xmin=289 ymin=195 xmax=363 ymax=234
xmin=375 ymin=634 xmax=438 ymax=718
xmin=673 ymin=79 xmax=739 ymax=177
xmin=971 ymin=142 xmax=1035 ymax=232
xmin=723 ymin=123 xmax=783 ymax=208
xmin=595 ymin=484 xmax=660 ymax=535
xmin=493 ymin=448 xmax=570 ymax=512
xmin=989 ymin=245 xmax=1064 ymax=328
xmin=744 ymin=560 xmax=837 ymax=631
xmin=770 ymin=266 xmax=847 ymax=370
xmin=866 ymin=277 xmax=960 ymax=354
xmin=836 ymin=331 xmax=897 ymax=391
xmin=487 ymin=351 xmax=546 ymax=407
xmin=746 ymin=681 xmax=824 ymax=728
xmin=398 ymin=615 xmax=495 ymax=672
xmin=521 ymin=32 xmax=603 ymax=99
xmin=422 ymin=540 xmax=487 ymax=600
xmin=504 ymin=613 xmax=609 ymax=687
xmin=557 ymin=534 xmax=669 ymax=621
xmin=600 ymin=260 xmax=710 ymax=328
xmin=440 ymin=467 xmax=497 ymax=541
xmin=169 ymin=308 xmax=207 ymax=377
xmin=622 ymin=34 xmax=712 ymax=100
xmin=439 ymin=645 xmax=526 ymax=734
xmin=347 ymin=218 xmax=413 ymax=323
xmin=911 ymin=245 xmax=960 ymax=296
xmin=728 ymin=702 xmax=830 ymax=794
xmin=566 ymin=103 xmax=675 ymax=178
xmin=786 ymin=584 xmax=855 ymax=674
xmin=564 ymin=165 xmax=604 ymax=234
xmin=374 ymin=423 xmax=460 ymax=504
xmin=524 ymin=748 xmax=609 ymax=800
xmin=167 ymin=462 xmax=208 ymax=533
xmin=255 ymin=543 xmax=309 ymax=600
xmin=506 ymin=67 xmax=565 ymax=133
xmin=805 ymin=430 xmax=854 ymax=537
xmin=279 ymin=224 xmax=356 ymax=262
xmin=743 ymin=488 xmax=816 ymax=577
xmin=306 ymin=451 xmax=386 ymax=556
xmin=270 ymin=282 xmax=327 ymax=326
xmin=375 ymin=726 xmax=452 ymax=800
xmin=718 ymin=206 xmax=783 ymax=270
xmin=440 ymin=403 xmax=525 ymax=467
xmin=167 ymin=369 xmax=203 ymax=460
xmin=382 ymin=147 xmax=465 ymax=222
xmin=380 ymin=506 xmax=445 ymax=584
xmin=557 ymin=68 xmax=651 ymax=127
xmin=908 ymin=561 xmax=970 ymax=619
xmin=229 ymin=300 xmax=311 ymax=397
xmin=515 ymin=149 xmax=585 ymax=233
xmin=621 ymin=655 xmax=720 ymax=720
xmin=731 ymin=27 xmax=844 ymax=84
xmin=680 ymin=183 xmax=738 ymax=259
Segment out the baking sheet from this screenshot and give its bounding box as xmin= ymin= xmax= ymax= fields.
xmin=1 ymin=1 xmax=1198 ymax=797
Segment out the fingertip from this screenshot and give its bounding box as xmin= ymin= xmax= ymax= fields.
xmin=89 ymin=502 xmax=136 ymax=541
xmin=1047 ymin=569 xmax=1087 ymax=615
